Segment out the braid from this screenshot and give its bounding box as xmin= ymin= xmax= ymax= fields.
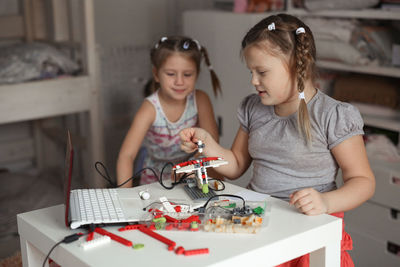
xmin=241 ymin=14 xmax=317 ymax=144
xmin=295 ymin=30 xmax=312 ymax=143
xmin=201 ymin=46 xmax=222 ymax=97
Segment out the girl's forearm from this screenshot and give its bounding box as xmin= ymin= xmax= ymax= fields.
xmin=116 ymin=156 xmax=134 ymax=188
xmin=323 ymin=176 xmax=375 ymax=214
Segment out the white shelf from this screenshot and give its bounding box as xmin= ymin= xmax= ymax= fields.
xmin=362 ymin=115 xmax=400 ymax=132
xmin=317 ymin=60 xmax=400 ymax=78
xmin=0 ymin=76 xmax=91 ymax=124
xmin=287 ymin=7 xmax=400 ymax=20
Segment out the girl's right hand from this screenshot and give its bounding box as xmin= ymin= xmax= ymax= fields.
xmin=179 ymin=127 xmax=209 ymax=153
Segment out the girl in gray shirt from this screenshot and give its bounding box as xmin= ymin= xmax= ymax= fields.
xmin=180 ymin=14 xmax=375 ymax=267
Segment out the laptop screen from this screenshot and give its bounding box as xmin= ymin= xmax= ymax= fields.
xmin=64 ymin=130 xmax=74 ymax=227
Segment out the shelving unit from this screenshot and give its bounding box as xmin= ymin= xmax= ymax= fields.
xmin=286 ymin=0 xmax=400 ymax=78
xmin=286 ymin=0 xmax=400 ymax=138
xmin=285 ymin=1 xmax=400 ymax=266
xmin=286 ymin=5 xmax=400 ymax=20
xmin=0 ymin=0 xmax=105 ymax=187
xmin=317 ymin=60 xmax=400 ymax=79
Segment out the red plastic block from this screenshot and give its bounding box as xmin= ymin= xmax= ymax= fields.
xmin=183 ymin=248 xmax=209 ymax=256
xmin=86 ymin=231 xmax=94 ymax=241
xmin=139 ymin=227 xmax=176 ymax=249
xmin=175 ymin=246 xmax=185 ymax=255
xmin=181 ymin=215 xmax=200 ymax=224
xmin=174 ymin=206 xmax=181 ymax=212
xmin=94 ymin=227 xmax=132 ymax=247
xmin=118 ymin=224 xmax=144 ymax=231
xmin=164 ymin=215 xmax=179 ymax=223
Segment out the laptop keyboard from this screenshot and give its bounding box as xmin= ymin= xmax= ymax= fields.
xmin=70 ymin=189 xmax=125 ymax=225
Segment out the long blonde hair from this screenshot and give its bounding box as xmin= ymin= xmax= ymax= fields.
xmin=241 ymin=14 xmax=317 ymax=143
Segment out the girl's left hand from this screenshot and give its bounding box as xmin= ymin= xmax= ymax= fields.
xmin=289 ymin=188 xmax=328 ymax=215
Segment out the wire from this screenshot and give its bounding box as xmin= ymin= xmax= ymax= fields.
xmin=42 ymin=240 xmax=63 ymax=267
xmin=42 ymin=233 xmax=83 ymax=267
xmin=95 ymin=161 xmax=200 ymax=190
xmin=201 ymin=194 xmax=246 ymax=211
xmin=208 ymin=178 xmax=225 ymax=191
xmin=95 ymin=162 xmax=162 ymax=188
xmin=95 ymin=161 xmax=226 ymax=192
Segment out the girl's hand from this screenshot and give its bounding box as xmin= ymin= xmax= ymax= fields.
xmin=289 ymin=188 xmax=329 ymax=215
xmin=179 ymin=127 xmax=209 ymax=153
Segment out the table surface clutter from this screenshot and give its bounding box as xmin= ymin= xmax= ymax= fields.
xmin=17 ymin=181 xmax=342 ymax=267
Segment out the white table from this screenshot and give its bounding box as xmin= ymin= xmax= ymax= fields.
xmin=18 ymin=182 xmax=342 ymax=267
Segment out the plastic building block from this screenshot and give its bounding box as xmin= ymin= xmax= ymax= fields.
xmin=80 ymin=235 xmax=111 ymax=250
xmin=175 ymin=246 xmax=185 ymax=255
xmin=160 ymin=197 xmax=176 ymax=213
xmin=183 ymin=248 xmax=209 ymax=256
xmin=86 ymin=231 xmax=94 ymax=241
xmin=94 ymin=228 xmax=132 ymax=247
xmin=184 ymin=185 xmax=217 ymax=201
xmin=133 ymin=244 xmax=144 ymax=250
xmin=163 ymin=215 xmax=178 ymax=223
xmin=253 ymin=206 xmax=265 ymax=215
xmin=138 ymin=226 xmax=176 ymax=250
xmin=139 ymin=190 xmax=150 ymax=200
xmin=190 ymin=221 xmax=199 ymax=231
xmin=174 ymin=206 xmax=181 ymax=212
xmin=118 ymin=224 xmax=145 ymax=231
xmin=172 ymin=142 xmax=228 ymax=198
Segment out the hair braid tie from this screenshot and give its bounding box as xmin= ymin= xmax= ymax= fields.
xmin=296 ymin=27 xmax=305 ymax=35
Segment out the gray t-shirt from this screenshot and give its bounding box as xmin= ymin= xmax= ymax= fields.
xmin=237 ymin=89 xmax=364 ymax=200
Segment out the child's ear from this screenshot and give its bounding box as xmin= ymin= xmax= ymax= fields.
xmin=152 ymin=67 xmax=160 ymax=83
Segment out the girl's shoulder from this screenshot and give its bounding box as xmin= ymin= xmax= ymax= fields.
xmin=145 ymin=90 xmax=159 ymax=105
xmin=194 ymin=89 xmax=210 ymax=103
xmin=130 ymin=99 xmax=156 ymax=129
xmin=138 ymin=99 xmax=156 ymax=117
xmin=194 ymin=89 xmax=213 ymax=109
xmin=311 ymin=90 xmax=364 ymax=145
xmin=312 ymin=90 xmax=362 ymax=121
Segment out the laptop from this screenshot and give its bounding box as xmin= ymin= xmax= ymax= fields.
xmin=64 ymin=131 xmax=147 ymax=229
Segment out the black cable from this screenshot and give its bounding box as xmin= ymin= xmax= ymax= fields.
xmin=95 ymin=161 xmax=225 ymax=191
xmin=208 ymin=178 xmax=225 ymax=191
xmin=95 ymin=161 xmax=169 ymax=188
xmin=42 ymin=233 xmax=83 ymax=267
xmin=200 ymin=194 xmax=246 ymax=211
xmin=158 ymin=162 xmax=176 ymax=189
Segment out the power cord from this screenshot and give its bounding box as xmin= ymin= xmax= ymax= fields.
xmin=42 ymin=233 xmax=84 ymax=267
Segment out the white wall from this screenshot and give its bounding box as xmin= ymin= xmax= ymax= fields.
xmin=183 ymin=11 xmax=268 ymax=187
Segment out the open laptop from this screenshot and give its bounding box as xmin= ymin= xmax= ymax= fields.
xmin=64 ymin=131 xmax=147 ymax=229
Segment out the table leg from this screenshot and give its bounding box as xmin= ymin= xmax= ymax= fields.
xmin=19 ymin=235 xmax=47 ymax=267
xmin=309 ymin=240 xmax=341 ymax=267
